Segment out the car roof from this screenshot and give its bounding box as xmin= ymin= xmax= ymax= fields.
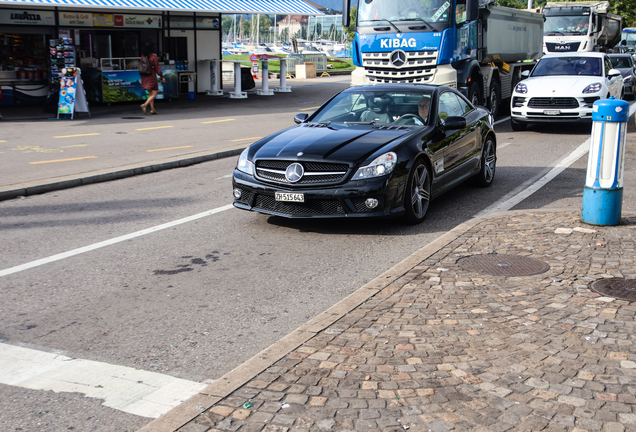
xmin=607 ymin=53 xmax=632 ymax=57
xmin=542 ymin=52 xmax=605 ymax=59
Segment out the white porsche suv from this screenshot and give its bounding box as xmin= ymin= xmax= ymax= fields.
xmin=510 ymin=52 xmax=624 ymax=131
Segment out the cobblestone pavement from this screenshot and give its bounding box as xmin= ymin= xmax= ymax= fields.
xmin=158 ymin=210 xmax=636 ymax=432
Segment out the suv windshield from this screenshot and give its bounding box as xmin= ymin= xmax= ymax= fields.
xmin=358 ymin=0 xmax=452 ymax=24
xmin=610 ymin=56 xmax=632 ymax=69
xmin=532 ymin=57 xmax=602 ymax=77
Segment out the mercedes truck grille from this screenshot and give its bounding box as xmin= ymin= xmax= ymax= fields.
xmin=362 ymin=51 xmax=438 ymax=84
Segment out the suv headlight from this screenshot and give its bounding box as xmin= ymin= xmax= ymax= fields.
xmin=514 ymin=83 xmax=528 ymax=94
xmin=624 ymin=76 xmax=633 ymax=83
xmin=583 ymin=83 xmax=602 ymax=93
xmin=237 ymin=148 xmax=254 ymax=175
xmin=352 ymin=152 xmax=397 ymax=180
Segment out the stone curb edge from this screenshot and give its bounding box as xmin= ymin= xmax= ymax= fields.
xmin=0 ymin=146 xmax=246 ymax=202
xmin=139 ymin=208 xmax=583 ymax=432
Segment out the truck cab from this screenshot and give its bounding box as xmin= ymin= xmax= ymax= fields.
xmin=343 ymin=0 xmax=543 ymax=117
xmin=542 ymin=1 xmax=622 ymax=53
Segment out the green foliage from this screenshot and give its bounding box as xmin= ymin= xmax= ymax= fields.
xmin=346 ymin=6 xmax=357 ymax=41
xmin=219 ymin=55 xmax=354 ymax=74
xmin=497 ymin=0 xmax=527 ymax=9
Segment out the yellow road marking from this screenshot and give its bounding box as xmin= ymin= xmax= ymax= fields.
xmin=147 ymin=146 xmax=194 ymax=152
xmin=0 ymin=140 xmax=6 ymax=143
xmin=53 ymin=133 xmax=100 ymax=139
xmin=135 ymin=126 xmax=174 ymax=131
xmin=202 ymin=119 xmax=235 ymax=124
xmin=62 ymin=145 xmax=89 ymax=148
xmin=299 ymin=106 xmax=320 ymax=111
xmin=30 ymin=156 xmax=97 ymax=165
xmin=230 ymin=137 xmax=263 ymax=142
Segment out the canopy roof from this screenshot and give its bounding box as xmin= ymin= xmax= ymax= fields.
xmin=0 ymin=0 xmax=323 ymax=15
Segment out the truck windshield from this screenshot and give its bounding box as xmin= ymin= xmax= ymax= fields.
xmin=358 ymin=0 xmax=452 ymax=26
xmin=623 ymin=31 xmax=636 ymax=47
xmin=532 ymin=57 xmax=602 ymax=77
xmin=544 ymin=15 xmax=590 ymax=35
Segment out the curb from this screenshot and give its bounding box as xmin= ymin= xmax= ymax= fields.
xmin=137 ymin=209 xmax=518 ymax=432
xmin=0 ymin=146 xmax=246 ymax=201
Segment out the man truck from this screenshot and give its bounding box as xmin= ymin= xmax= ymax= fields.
xmin=543 ymin=1 xmax=622 ymax=53
xmin=342 ymin=0 xmax=544 ymax=117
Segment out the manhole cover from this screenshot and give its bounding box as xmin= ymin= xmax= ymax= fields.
xmin=590 ymin=278 xmax=636 ymax=302
xmin=121 ymin=116 xmax=144 ymax=119
xmin=458 ymin=254 xmax=550 ymax=276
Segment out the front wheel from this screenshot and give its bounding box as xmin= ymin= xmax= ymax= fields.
xmin=402 ymin=160 xmax=431 ymax=224
xmin=468 ymin=81 xmax=481 ymax=107
xmin=475 ymin=135 xmax=496 ymax=187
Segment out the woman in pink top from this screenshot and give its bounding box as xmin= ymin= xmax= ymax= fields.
xmin=140 ymin=42 xmax=165 ymax=115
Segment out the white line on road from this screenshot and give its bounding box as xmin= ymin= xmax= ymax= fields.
xmin=494 ymin=116 xmax=510 ymax=126
xmin=0 ymin=204 xmax=234 ymax=278
xmin=0 ymin=343 xmax=208 ymax=418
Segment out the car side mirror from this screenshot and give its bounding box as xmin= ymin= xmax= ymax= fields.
xmin=521 ymin=70 xmax=530 ymax=79
xmin=440 ymin=116 xmax=467 ymax=131
xmin=294 ymin=113 xmax=309 ymax=124
xmin=608 ymin=68 xmax=621 ymax=78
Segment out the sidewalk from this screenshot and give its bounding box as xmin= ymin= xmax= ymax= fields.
xmin=137 ymin=209 xmax=636 ymax=432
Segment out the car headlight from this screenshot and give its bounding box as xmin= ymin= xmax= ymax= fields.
xmin=236 ymin=148 xmax=254 ymax=175
xmin=514 ymin=83 xmax=527 ymax=94
xmin=583 ymin=83 xmax=602 ymax=94
xmin=624 ymin=76 xmax=633 ymax=83
xmin=352 ymin=152 xmax=397 ymax=180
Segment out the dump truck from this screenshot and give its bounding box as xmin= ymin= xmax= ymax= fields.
xmin=342 ymin=0 xmax=544 ymax=117
xmin=543 ymin=1 xmax=622 ymax=53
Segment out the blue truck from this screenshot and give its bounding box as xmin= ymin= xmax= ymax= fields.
xmin=342 ymin=0 xmax=544 ymax=117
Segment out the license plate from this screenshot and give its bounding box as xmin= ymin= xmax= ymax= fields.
xmin=275 ymin=192 xmax=304 ymax=202
xmin=543 ymin=110 xmax=561 ymax=115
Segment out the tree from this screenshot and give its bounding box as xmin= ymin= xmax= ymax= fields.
xmin=345 ymin=6 xmax=357 ymax=41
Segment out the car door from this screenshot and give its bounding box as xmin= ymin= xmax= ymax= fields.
xmin=438 ymin=91 xmax=479 ymax=184
xmin=604 ymin=56 xmax=622 ymax=97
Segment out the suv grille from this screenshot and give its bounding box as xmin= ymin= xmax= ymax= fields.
xmin=528 ymin=97 xmax=579 ymax=109
xmin=255 ymin=160 xmax=349 ymax=185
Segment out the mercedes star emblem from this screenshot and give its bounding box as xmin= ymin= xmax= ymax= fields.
xmin=285 ymin=163 xmax=304 ymax=183
xmin=390 ymin=50 xmax=407 ymax=68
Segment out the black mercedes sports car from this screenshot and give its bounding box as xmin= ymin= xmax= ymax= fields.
xmin=232 ymin=84 xmax=496 ymax=224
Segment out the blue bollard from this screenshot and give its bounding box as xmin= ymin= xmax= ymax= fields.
xmin=581 ymin=96 xmax=629 ymax=226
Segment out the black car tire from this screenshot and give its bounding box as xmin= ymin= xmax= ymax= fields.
xmin=511 ymin=118 xmax=527 ymax=131
xmin=475 ymin=135 xmax=496 ymax=187
xmin=468 ymin=81 xmax=481 ymax=107
xmin=488 ymin=81 xmax=500 ymax=119
xmin=403 ymin=159 xmax=431 ymax=224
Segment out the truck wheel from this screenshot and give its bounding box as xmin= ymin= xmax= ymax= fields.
xmin=488 ymin=81 xmax=500 ymax=118
xmin=511 ymin=118 xmax=526 ymax=131
xmin=468 ymin=81 xmax=481 ymax=107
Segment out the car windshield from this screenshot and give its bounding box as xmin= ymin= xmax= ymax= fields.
xmin=610 ymin=56 xmax=632 ymax=69
xmin=544 ymin=15 xmax=590 ymax=35
xmin=532 ymin=57 xmax=602 ymax=77
xmin=358 ymin=0 xmax=452 ymax=24
xmin=311 ymin=90 xmax=434 ymax=125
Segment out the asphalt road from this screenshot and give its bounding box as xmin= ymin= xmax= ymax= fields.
xmin=1 ymin=96 xmax=635 ymax=431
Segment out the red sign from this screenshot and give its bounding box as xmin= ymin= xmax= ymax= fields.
xmin=250 ymin=54 xmax=258 ymax=61
xmin=114 ymin=15 xmax=124 ymax=26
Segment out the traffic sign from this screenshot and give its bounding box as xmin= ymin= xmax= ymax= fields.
xmin=250 ymin=54 xmax=258 ymax=61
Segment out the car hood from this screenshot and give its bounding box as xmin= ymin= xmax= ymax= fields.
xmin=615 ymin=67 xmax=634 ymax=78
xmin=524 ymin=75 xmax=605 ymax=95
xmin=251 ymin=124 xmax=413 ymax=164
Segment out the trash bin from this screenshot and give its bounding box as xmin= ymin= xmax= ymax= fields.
xmin=240 ymin=67 xmax=255 ymax=90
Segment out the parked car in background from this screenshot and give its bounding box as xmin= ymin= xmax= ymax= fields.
xmin=510 ymin=52 xmax=624 ymax=131
xmin=608 ymin=53 xmax=636 ymax=99
xmin=233 ymin=84 xmax=497 ymax=224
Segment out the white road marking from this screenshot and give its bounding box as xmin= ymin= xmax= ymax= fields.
xmin=215 ymin=174 xmax=232 ymax=180
xmin=494 ymin=116 xmax=510 ymax=126
xmin=0 ymin=343 xmax=207 ymax=418
xmin=498 ymin=142 xmax=512 ymax=150
xmin=0 ymin=204 xmax=234 ymax=278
